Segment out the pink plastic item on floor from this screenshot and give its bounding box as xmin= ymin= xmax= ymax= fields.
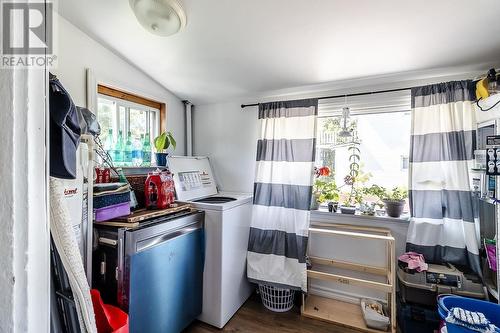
xmin=398 ymin=252 xmax=428 ymax=272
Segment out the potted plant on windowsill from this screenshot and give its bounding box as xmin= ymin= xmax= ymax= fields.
xmin=364 ymin=185 xmax=408 ymax=218
xmin=311 ymin=179 xmax=339 ymax=211
xmin=311 ymin=167 xmax=335 ymax=210
xmin=154 ymin=131 xmax=176 ymax=166
xmin=339 ymin=198 xmax=356 ymax=214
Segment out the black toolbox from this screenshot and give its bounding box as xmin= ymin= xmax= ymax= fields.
xmin=398 ymin=263 xmax=485 ymax=307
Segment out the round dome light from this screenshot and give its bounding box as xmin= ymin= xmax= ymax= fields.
xmin=129 ymin=0 xmax=186 ymax=37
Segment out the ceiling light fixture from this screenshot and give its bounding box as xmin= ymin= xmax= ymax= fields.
xmin=129 ymin=0 xmax=186 ymax=37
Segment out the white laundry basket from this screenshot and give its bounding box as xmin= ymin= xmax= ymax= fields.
xmin=258 ymin=284 xmax=295 ymax=312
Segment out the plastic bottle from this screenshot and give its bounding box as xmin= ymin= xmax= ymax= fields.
xmin=142 ymin=132 xmax=152 ymax=166
xmin=132 ymin=134 xmax=144 ymax=166
xmin=114 ymin=130 xmax=124 ymax=163
xmin=124 ymin=131 xmax=134 ymax=165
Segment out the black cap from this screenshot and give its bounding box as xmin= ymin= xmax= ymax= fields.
xmin=49 ymin=77 xmax=81 ymax=179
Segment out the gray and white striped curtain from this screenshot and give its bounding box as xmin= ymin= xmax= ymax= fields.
xmin=247 ymin=99 xmax=318 ymax=291
xmin=406 ymin=80 xmax=480 ymax=274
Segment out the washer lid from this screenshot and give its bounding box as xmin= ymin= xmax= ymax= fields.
xmin=168 ymin=156 xmax=218 ymax=201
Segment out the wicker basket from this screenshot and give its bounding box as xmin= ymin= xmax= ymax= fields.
xmin=258 ymin=284 xmax=295 ymax=312
xmin=111 ymin=174 xmax=148 ymax=207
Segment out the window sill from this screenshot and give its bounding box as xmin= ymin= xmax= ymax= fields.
xmin=310 ymin=208 xmax=410 ymax=225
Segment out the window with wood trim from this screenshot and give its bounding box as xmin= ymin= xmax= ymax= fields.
xmin=96 ymin=84 xmax=166 ymax=147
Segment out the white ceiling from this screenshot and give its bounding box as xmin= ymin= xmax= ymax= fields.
xmin=59 ymin=0 xmax=500 ymax=104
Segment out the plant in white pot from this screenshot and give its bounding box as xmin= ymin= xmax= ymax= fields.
xmin=154 ymin=131 xmax=176 ymax=166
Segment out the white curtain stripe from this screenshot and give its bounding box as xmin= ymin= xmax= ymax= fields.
xmin=412 ymin=102 xmax=475 ymax=136
xmin=247 ymin=252 xmax=307 ymax=290
xmin=254 ymin=161 xmax=315 ymax=186
xmin=260 ymin=115 xmax=316 ymax=140
xmin=407 ymin=218 xmax=479 ymax=254
xmin=250 ymin=205 xmax=310 ymax=236
xmin=410 ymin=160 xmax=474 ymax=191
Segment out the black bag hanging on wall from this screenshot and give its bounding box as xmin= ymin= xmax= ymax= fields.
xmin=49 ymin=73 xmax=81 ymax=179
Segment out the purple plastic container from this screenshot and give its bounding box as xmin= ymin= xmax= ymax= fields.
xmin=485 ymin=242 xmax=497 ymax=271
xmin=94 ymin=202 xmax=130 ymax=222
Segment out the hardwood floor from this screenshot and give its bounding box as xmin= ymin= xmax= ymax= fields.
xmin=184 ymin=294 xmax=360 ymax=333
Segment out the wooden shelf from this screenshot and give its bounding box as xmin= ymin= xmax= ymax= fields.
xmin=309 ymin=256 xmax=388 ymax=276
xmin=302 ymin=294 xmax=387 ymax=333
xmin=307 ymin=270 xmax=393 ymax=292
xmin=303 ymin=223 xmax=396 ymax=333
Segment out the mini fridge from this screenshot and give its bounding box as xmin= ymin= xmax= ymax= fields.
xmin=93 ymin=210 xmax=205 ymax=333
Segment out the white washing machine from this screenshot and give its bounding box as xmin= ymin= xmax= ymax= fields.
xmin=168 ymin=156 xmax=253 ymax=328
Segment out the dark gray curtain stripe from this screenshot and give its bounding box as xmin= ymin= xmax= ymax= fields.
xmin=256 ymin=138 xmax=316 ymax=162
xmin=253 ymin=182 xmax=312 ymax=211
xmin=406 ymin=243 xmax=481 ymax=275
xmin=259 ymin=98 xmax=318 ymax=119
xmin=247 ymin=227 xmax=308 ymax=263
xmin=410 ymin=130 xmax=476 ymax=163
xmin=409 ymin=190 xmax=475 ymax=222
xmin=411 ymin=80 xmax=476 ymax=108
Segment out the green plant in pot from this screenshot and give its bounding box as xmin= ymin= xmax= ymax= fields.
xmin=154 ymin=131 xmax=176 ymax=166
xmin=340 ymin=197 xmax=356 ymax=214
xmin=365 ymin=185 xmax=408 ymax=218
xmin=311 ymin=178 xmax=339 ymax=211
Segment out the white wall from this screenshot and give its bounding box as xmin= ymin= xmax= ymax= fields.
xmin=53 ymin=15 xmax=186 ymax=154
xmin=193 ymin=102 xmax=259 ymax=192
xmin=0 ymin=67 xmax=49 ymax=332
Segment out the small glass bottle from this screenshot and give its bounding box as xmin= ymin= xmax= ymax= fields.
xmin=113 ymin=130 xmax=124 ymax=163
xmin=142 ymin=132 xmax=152 ymax=166
xmin=124 ymin=131 xmax=134 ymax=165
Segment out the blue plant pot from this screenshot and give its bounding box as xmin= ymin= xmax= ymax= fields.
xmin=155 ymin=152 xmax=169 ymax=166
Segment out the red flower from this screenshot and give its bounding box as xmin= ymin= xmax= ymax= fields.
xmin=315 ymin=166 xmax=331 ymax=178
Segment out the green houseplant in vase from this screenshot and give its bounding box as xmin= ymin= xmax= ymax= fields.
xmin=154 ymin=131 xmax=176 ymax=166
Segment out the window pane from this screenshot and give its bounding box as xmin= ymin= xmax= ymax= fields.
xmin=129 ymin=108 xmax=148 ymax=139
xmin=118 ymin=105 xmax=126 ymax=136
xmin=316 ymin=111 xmax=411 ymax=203
xmin=97 ymin=97 xmax=116 ymax=142
xmin=149 ymin=111 xmax=156 ymax=139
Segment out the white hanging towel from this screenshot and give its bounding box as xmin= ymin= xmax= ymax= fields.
xmin=50 ymin=177 xmax=97 ymax=333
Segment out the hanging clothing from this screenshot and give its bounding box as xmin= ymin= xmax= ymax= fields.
xmin=406 ymin=80 xmax=480 ymax=275
xmin=247 ymin=98 xmax=318 ymax=291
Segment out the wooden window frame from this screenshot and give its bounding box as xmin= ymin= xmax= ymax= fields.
xmin=97 ymin=84 xmax=166 ymax=132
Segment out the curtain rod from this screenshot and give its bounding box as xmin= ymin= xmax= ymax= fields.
xmin=240 ymin=86 xmax=412 ymax=109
